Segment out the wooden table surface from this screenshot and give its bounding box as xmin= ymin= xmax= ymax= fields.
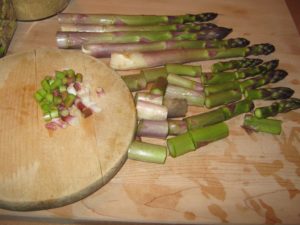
xmin=1 ymin=0 xmax=300 ymax=224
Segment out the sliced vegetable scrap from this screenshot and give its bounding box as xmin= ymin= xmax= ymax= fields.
xmin=34 ymin=69 xmax=103 ymax=130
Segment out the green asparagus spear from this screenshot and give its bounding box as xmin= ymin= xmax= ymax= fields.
xmin=166 ymin=63 xmax=202 ymax=77
xmin=57 ymin=27 xmax=232 ymax=49
xmin=205 ymin=89 xmax=242 ymax=109
xmin=110 ymin=43 xmax=275 ymax=70
xmin=167 ymin=73 xmax=203 ymax=91
xmin=58 ymin=12 xmax=218 ymax=25
xmin=244 ymin=87 xmax=294 ymax=101
xmin=254 ymin=98 xmax=300 ymax=118
xmin=242 ymin=114 xmax=282 ymax=135
xmin=128 ymin=141 xmax=167 ymax=164
xmin=142 ymin=67 xmax=168 ymax=82
xmin=239 ymin=69 xmax=288 ymax=92
xmin=82 ymin=38 xmax=250 ymax=58
xmin=220 ymin=99 xmax=254 ymax=120
xmin=168 ymin=119 xmax=188 ymax=135
xmin=201 ymin=60 xmax=279 ymax=85
xmin=211 ymin=58 xmax=263 ymax=73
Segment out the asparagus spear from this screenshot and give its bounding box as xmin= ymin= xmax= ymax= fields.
xmin=110 ymin=43 xmax=275 ymax=70
xmin=167 ymin=132 xmax=196 ymax=157
xmin=167 ymin=73 xmax=203 ymax=91
xmin=165 ymin=84 xmax=205 ymax=106
xmin=60 ymin=22 xmax=218 ymax=32
xmin=184 ymin=99 xmax=254 ymax=130
xmin=201 ymin=60 xmax=279 ymax=85
xmin=57 ymin=27 xmax=232 ymax=49
xmin=128 ymin=141 xmax=167 ymax=164
xmin=142 ymin=67 xmax=168 ymax=82
xmin=242 ymin=114 xmax=282 ymax=135
xmin=166 ymin=63 xmax=202 ymax=77
xmin=204 ymin=69 xmax=287 ymax=95
xmin=211 ymin=58 xmax=264 ymax=73
xmin=244 ymin=87 xmax=294 ymax=101
xmin=204 ymin=89 xmax=242 ymax=109
xmin=254 ymin=98 xmax=300 ymax=118
xmin=82 ymin=38 xmax=249 ymax=58
xmin=58 ymin=13 xmax=218 ymax=25
xmin=239 ymin=69 xmax=288 ymax=92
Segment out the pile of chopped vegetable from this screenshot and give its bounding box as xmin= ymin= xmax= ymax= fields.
xmin=34 ymin=69 xmax=102 ymax=130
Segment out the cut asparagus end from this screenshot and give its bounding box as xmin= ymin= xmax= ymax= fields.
xmin=168 ymin=119 xmax=188 ymax=135
xmin=134 ymin=92 xmax=163 ymax=105
xmin=128 ymin=141 xmax=167 ymax=164
xmin=163 ymin=98 xmax=188 ymax=118
xmin=189 ymin=122 xmax=229 ymax=148
xmin=136 ymin=100 xmax=168 ymax=120
xmin=136 ymin=120 xmax=169 ymax=139
xmin=167 ymin=132 xmax=195 ymax=157
xmin=242 ymin=114 xmax=282 ymax=135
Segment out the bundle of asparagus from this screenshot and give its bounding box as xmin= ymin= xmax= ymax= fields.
xmin=55 ymin=12 xmax=299 ymax=164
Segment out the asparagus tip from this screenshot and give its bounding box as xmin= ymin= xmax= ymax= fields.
xmin=228 ymin=38 xmax=250 ymax=48
xmin=195 ymin=12 xmax=218 ymax=22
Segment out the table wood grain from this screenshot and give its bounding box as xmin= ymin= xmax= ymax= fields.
xmin=1 ymin=0 xmax=300 ymax=224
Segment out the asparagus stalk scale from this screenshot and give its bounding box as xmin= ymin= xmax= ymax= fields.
xmin=211 ymin=58 xmax=264 ymax=73
xmin=57 ymin=27 xmax=232 ymax=49
xmin=110 ymin=43 xmax=275 ymax=70
xmin=254 ymin=98 xmax=300 ymax=118
xmin=58 ymin=13 xmax=218 ymax=25
xmin=244 ymin=87 xmax=294 ymax=101
xmin=82 ymin=38 xmax=249 ymax=58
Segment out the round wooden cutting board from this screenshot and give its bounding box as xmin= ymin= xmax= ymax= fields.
xmin=0 ymin=48 xmax=136 ymax=211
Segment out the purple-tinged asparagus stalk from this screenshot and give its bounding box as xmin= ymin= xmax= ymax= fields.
xmin=167 ymin=73 xmax=203 ymax=92
xmin=57 ymin=27 xmax=232 ymax=49
xmin=110 ymin=43 xmax=275 ymax=70
xmin=122 ymin=74 xmax=147 ymax=91
xmin=60 ymin=22 xmax=217 ymax=32
xmin=165 ymin=84 xmax=205 ymax=106
xmin=136 ymin=120 xmax=169 ymax=139
xmin=135 ymin=92 xmax=163 ymax=105
xmin=128 ymin=141 xmax=167 ymax=164
xmin=168 ymin=119 xmax=188 ymax=135
xmin=82 ymin=38 xmax=249 ymax=58
xmin=163 ymin=98 xmax=188 ymax=118
xmin=58 ymin=13 xmax=218 ymax=25
xmin=242 ymin=114 xmax=282 ymax=135
xmin=136 ymin=100 xmax=168 ymax=120
xmin=211 ymin=58 xmax=263 ymax=73
xmin=150 ymin=77 xmax=168 ymax=96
